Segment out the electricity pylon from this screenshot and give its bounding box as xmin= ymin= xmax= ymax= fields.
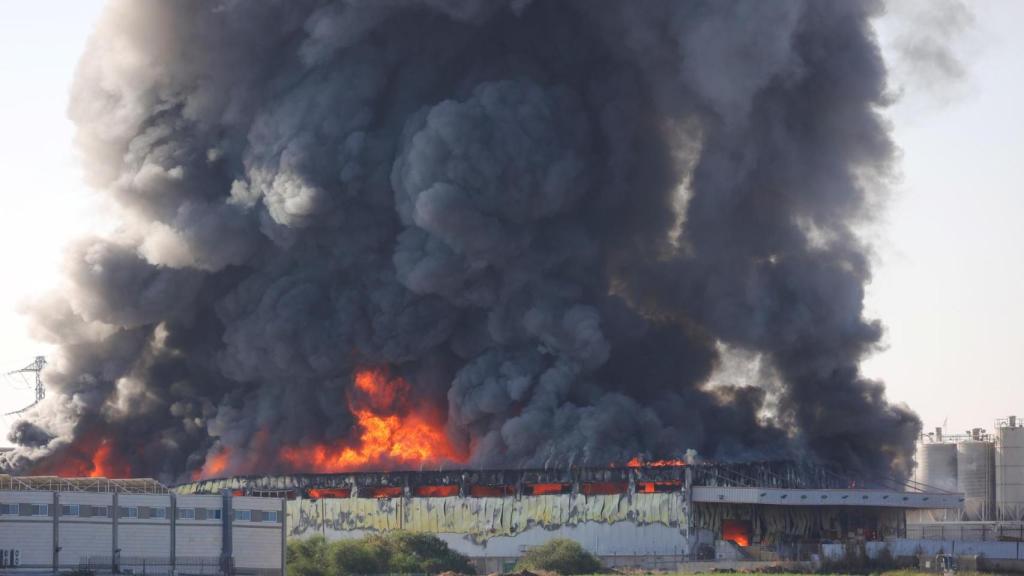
xmin=4 ymin=355 xmax=46 ymax=415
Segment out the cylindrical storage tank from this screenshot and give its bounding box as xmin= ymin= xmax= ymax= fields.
xmin=957 ymin=440 xmax=995 ymax=520
xmin=997 ymin=424 xmax=1024 ymax=520
xmin=916 ymin=441 xmax=958 ymax=492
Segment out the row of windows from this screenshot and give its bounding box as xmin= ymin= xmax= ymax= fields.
xmin=119 ymin=506 xmax=165 ymax=519
xmin=60 ymin=504 xmax=110 ymax=517
xmin=177 ymin=507 xmax=222 ymax=520
xmin=233 ymin=509 xmax=279 ymax=523
xmin=1 ymin=503 xmax=277 ymax=523
xmin=0 ymin=503 xmax=49 ymax=516
xmin=5 ymin=504 xmax=180 ymax=519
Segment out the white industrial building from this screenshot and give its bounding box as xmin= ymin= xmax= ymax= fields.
xmin=910 ymin=415 xmax=1024 ymax=541
xmin=178 ymin=462 xmax=963 ymax=572
xmin=0 ymin=475 xmax=284 ymax=575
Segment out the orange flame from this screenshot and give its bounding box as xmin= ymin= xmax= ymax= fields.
xmin=625 ymin=456 xmax=687 ymax=468
xmin=527 ymin=483 xmax=569 ymax=495
xmin=637 ymin=480 xmax=683 ymax=493
xmin=90 ymin=440 xmax=131 ymax=478
xmin=192 ymin=448 xmax=231 ymax=481
xmin=307 ymin=488 xmax=352 ymax=499
xmin=722 ymin=519 xmax=751 ymax=547
xmin=279 ymin=367 xmax=463 ymax=472
xmin=365 ymin=486 xmax=404 ymax=498
xmin=33 ymin=435 xmax=131 ymax=478
xmin=469 ymin=484 xmax=516 ymax=497
xmin=414 ymin=485 xmax=460 ymax=497
xmin=580 ymin=481 xmax=629 ymax=495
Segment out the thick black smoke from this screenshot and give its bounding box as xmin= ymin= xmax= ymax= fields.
xmin=2 ymin=0 xmax=920 ymax=482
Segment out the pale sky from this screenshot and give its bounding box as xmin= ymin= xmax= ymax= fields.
xmin=0 ymin=1 xmax=1020 ymax=444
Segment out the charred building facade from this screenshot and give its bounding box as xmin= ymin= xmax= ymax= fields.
xmin=176 ymin=462 xmax=960 ymax=571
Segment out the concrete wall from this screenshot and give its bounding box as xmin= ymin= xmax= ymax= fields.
xmin=0 ymin=490 xmax=53 ymax=569
xmin=0 ymin=490 xmax=283 ymax=575
xmin=58 ymin=492 xmax=114 ymax=568
xmin=288 ymin=492 xmax=688 ymax=557
xmin=175 ymin=494 xmax=223 ymax=560
xmin=118 ymin=494 xmax=173 ymax=563
xmin=233 ymin=496 xmax=286 ymax=573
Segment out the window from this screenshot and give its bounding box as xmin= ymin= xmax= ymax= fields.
xmin=0 ymin=503 xmax=16 ymax=515
xmin=234 ymin=510 xmax=251 ymax=521
xmin=93 ymin=506 xmax=109 ymax=518
xmin=33 ymin=504 xmax=49 ymax=517
xmin=120 ymin=506 xmax=138 ymax=519
xmin=178 ymin=508 xmax=195 ymax=520
xmin=60 ymin=504 xmax=80 ymax=517
xmin=263 ymin=511 xmax=279 ymax=522
xmin=210 ymin=509 xmax=222 ymax=520
xmin=150 ymin=507 xmax=166 ymax=519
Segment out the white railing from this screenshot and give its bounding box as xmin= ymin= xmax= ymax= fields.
xmin=0 ymin=474 xmax=168 ymax=494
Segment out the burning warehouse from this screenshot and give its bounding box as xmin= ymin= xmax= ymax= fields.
xmin=0 ymin=1 xmax=930 ymax=568
xmin=175 ymin=463 xmax=960 ymax=570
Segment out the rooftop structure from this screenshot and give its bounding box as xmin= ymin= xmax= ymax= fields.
xmin=0 ymin=474 xmax=168 ymax=494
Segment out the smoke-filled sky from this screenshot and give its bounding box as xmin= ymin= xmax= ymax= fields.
xmin=0 ymin=0 xmax=1016 ymax=481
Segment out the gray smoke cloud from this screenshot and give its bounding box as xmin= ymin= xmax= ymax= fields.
xmin=3 ymin=0 xmax=920 ymax=482
xmin=883 ymin=0 xmax=974 ymax=89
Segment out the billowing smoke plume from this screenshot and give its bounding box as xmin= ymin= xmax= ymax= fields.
xmin=2 ymin=0 xmax=920 ymax=482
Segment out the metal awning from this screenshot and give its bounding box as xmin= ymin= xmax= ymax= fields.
xmin=692 ymin=485 xmax=963 ymax=509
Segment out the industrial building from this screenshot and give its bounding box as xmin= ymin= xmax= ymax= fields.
xmin=177 ymin=461 xmax=959 ymax=572
xmin=909 ymin=415 xmax=1024 ymax=541
xmin=0 ymin=475 xmax=285 ymax=575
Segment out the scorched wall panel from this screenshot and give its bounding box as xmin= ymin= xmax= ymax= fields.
xmin=288 ymin=493 xmax=688 ymax=556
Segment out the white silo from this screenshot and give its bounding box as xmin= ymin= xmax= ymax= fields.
xmin=997 ymin=417 xmax=1024 ymax=521
xmin=957 ymin=438 xmax=995 ymax=520
xmin=916 ymin=437 xmax=958 ymax=493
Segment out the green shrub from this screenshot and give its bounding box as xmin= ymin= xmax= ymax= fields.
xmin=379 ymin=531 xmax=473 ymax=574
xmin=514 ymin=538 xmax=602 ymax=575
xmin=328 ymin=538 xmax=388 ymax=575
xmin=287 ymin=535 xmax=329 ymax=576
xmin=287 ymin=531 xmax=473 ymax=575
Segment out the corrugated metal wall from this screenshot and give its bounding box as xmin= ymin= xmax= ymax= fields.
xmin=692 ymin=502 xmax=903 ymax=544
xmin=287 ymin=492 xmax=688 ymax=556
